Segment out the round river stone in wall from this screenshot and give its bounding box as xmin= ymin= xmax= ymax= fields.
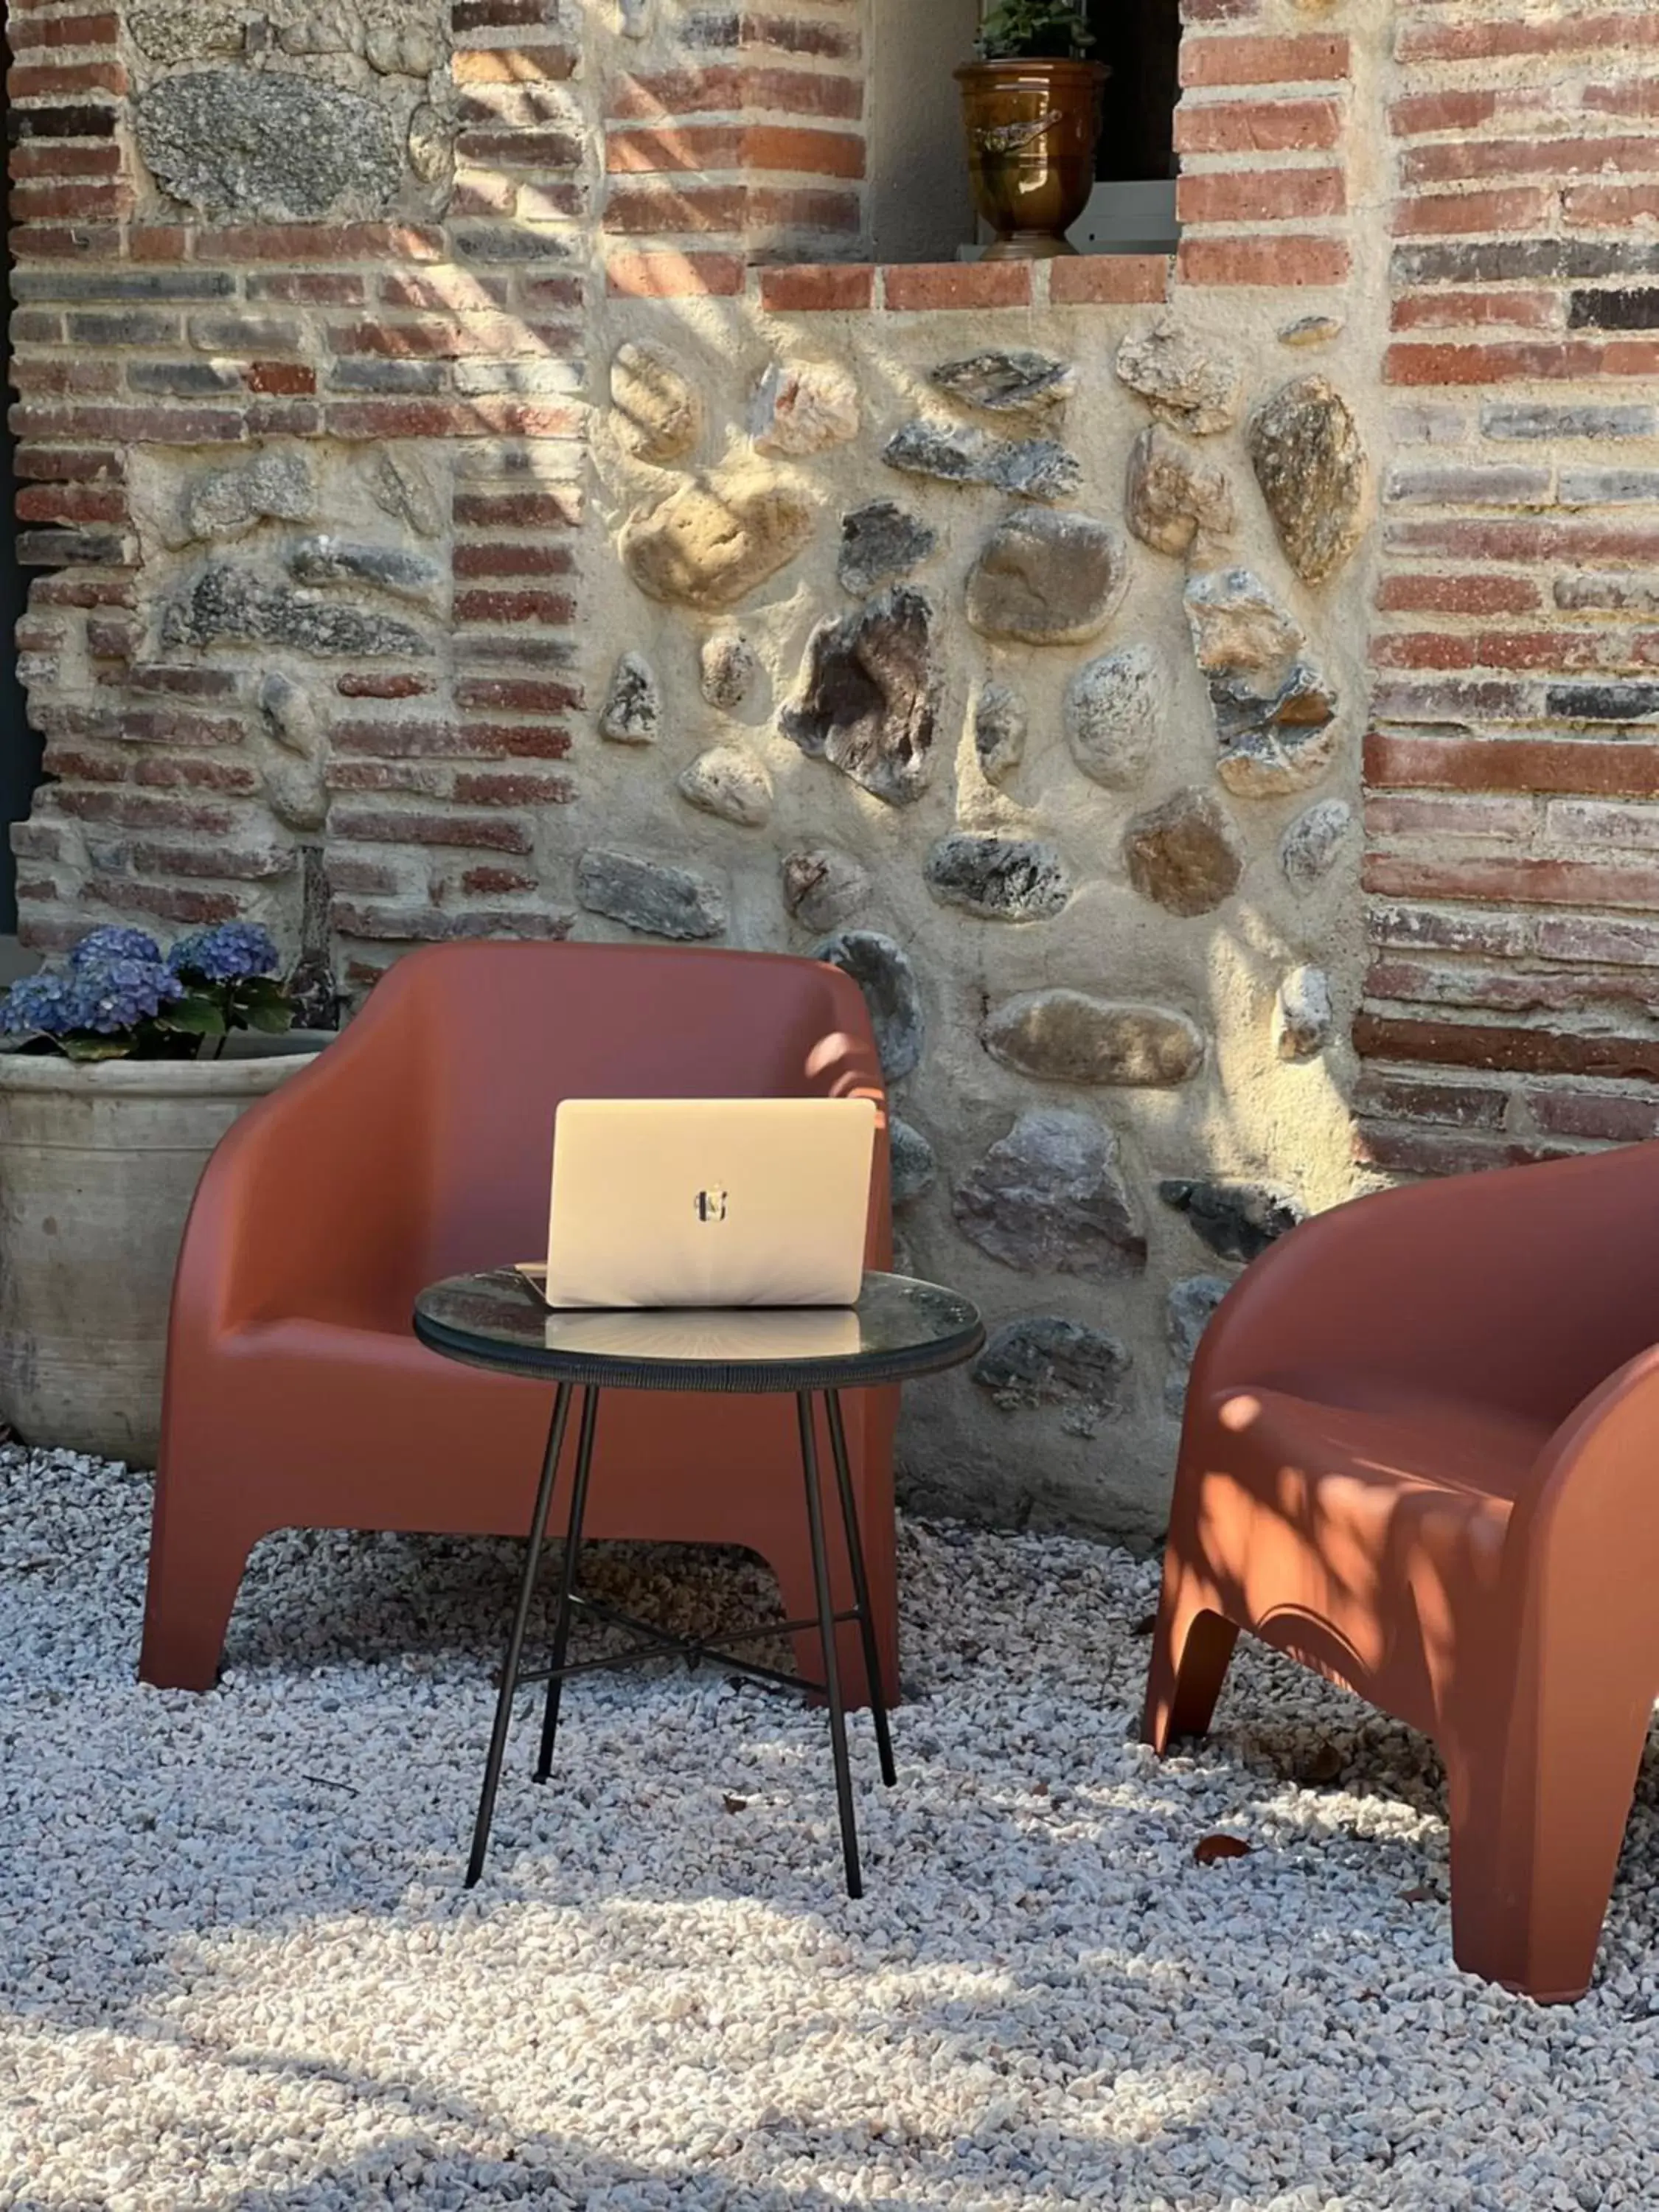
xmin=838 ymin=501 xmax=938 ymax=598
xmin=1114 ymin=321 xmax=1244 ymax=437
xmin=971 ymin=1316 xmax=1131 ymax=1438
xmin=1248 ymin=375 xmax=1368 ymax=586
xmin=136 ymin=69 xmax=401 ymax=221
xmin=699 ymin=632 xmax=757 ymax=712
xmin=128 ymin=0 xmax=246 ymax=63
xmin=263 ymin=748 xmax=328 ymax=831
xmin=162 ymin=566 xmax=434 ymax=659
xmin=1159 ymin=1178 xmax=1304 ymax=1264
xmin=924 ymin=833 xmax=1071 ymax=922
xmin=1063 ymin=644 xmax=1164 ymax=791
xmin=407 ymin=104 xmax=455 ymax=188
xmin=1214 ymin=675 xmax=1340 ymax=801
xmin=180 ymin=449 xmax=315 ymax=543
xmin=258 ymin=671 xmax=322 ymax=759
xmin=1185 ymin=568 xmax=1303 ymax=676
xmin=752 ymin=361 xmax=860 ymax=456
xmin=813 ymin=930 xmax=925 ymax=1082
xmin=1167 ymin=1272 xmax=1231 ymax=1365
xmin=975 ymin=683 xmax=1026 ymax=786
xmin=611 ymin=341 xmax=702 ymax=465
xmin=599 ymin=652 xmax=661 ymax=744
xmin=928 ymin=349 xmax=1075 ymax=417
xmin=366 ymin=21 xmax=442 ymax=75
xmin=577 ymin=848 xmax=727 ymax=942
xmin=1184 ymin=568 xmax=1340 ymax=800
xmin=782 ymin=588 xmax=938 ymax=807
xmin=372 ymin=448 xmax=445 ymax=540
xmin=883 ymin=420 xmax=1082 ymax=504
xmin=964 ymin=509 xmax=1130 ymax=646
xmin=889 ymin=1117 xmax=936 ymax=1206
xmin=953 ymin=1110 xmax=1147 ymax=1282
xmin=678 ymin=745 xmax=773 ymax=829
xmin=1125 ymin=424 xmax=1236 ymax=559
xmin=621 ymin=463 xmax=814 ymax=611
xmin=781 ymin=846 xmax=869 ymax=932
xmin=1276 ymin=964 xmax=1335 ymax=1061
xmin=1281 ymin=796 xmax=1355 ymax=895
xmin=288 ymin=536 xmax=444 ymax=609
xmin=1164 ymin=1273 xmax=1231 ymax=1413
xmin=982 ymin=991 xmax=1204 ymax=1088
xmin=1124 ymin=790 xmax=1245 ymax=918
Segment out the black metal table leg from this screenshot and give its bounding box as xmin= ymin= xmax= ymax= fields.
xmin=466 ymin=1381 xmax=574 ymax=1888
xmin=535 ymin=1384 xmax=601 ymax=1783
xmin=824 ymin=1388 xmax=897 ymax=1789
xmin=798 ymin=1391 xmax=862 ymax=1898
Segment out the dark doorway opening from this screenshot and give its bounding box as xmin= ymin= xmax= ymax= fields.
xmin=0 ymin=55 xmax=40 ymax=937
xmin=0 ymin=375 xmax=34 ymax=938
xmin=1090 ymin=0 xmax=1181 ymax=183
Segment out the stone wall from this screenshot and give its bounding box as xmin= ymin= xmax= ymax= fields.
xmin=9 ymin=0 xmax=1655 ymax=1535
xmin=580 ymin=261 xmax=1378 ymax=1537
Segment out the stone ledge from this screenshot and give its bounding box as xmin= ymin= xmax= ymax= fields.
xmin=606 ymin=251 xmax=1173 ymax=310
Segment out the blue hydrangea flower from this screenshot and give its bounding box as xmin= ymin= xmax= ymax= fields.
xmin=69 ymin=925 xmax=162 ymax=971
xmin=66 ymin=956 xmax=184 ymax=1035
xmin=167 ymin=923 xmax=280 ymax=984
xmin=0 ymin=970 xmax=78 ymax=1038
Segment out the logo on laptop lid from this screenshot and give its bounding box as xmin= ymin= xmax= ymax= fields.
xmin=694 ymin=1186 xmax=728 ymax=1223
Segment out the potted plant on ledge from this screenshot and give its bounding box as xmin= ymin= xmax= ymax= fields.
xmin=0 ymin=923 xmax=325 ymax=1466
xmin=956 ymin=0 xmax=1108 ymax=260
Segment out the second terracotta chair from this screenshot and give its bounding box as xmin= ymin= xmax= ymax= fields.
xmin=1145 ymin=1140 xmax=1659 ymax=2003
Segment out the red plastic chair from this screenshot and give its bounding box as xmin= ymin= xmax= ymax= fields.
xmin=1144 ymin=1142 xmax=1659 ymax=2002
xmin=141 ymin=941 xmax=897 ymax=1703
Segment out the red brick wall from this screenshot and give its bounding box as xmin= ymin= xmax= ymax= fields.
xmin=601 ymin=0 xmax=868 ymax=292
xmin=1173 ymin=21 xmax=1355 ymax=291
xmin=1363 ymin=1 xmax=1659 ymax=1170
xmin=7 ymin=0 xmax=587 ymax=974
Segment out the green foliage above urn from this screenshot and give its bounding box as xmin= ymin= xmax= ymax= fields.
xmin=975 ymin=0 xmax=1096 ymax=61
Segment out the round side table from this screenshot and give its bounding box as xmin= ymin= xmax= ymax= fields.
xmin=413 ymin=1270 xmax=984 ymax=1896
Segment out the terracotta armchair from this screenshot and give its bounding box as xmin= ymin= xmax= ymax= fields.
xmin=141 ymin=941 xmax=896 ymax=1703
xmin=1144 ymin=1141 xmax=1659 ymax=2003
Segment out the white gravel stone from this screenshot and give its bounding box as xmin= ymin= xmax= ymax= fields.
xmin=2 ymin=1444 xmax=1657 ymax=2209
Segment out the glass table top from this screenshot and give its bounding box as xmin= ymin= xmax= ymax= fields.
xmin=413 ymin=1270 xmax=985 ymax=1393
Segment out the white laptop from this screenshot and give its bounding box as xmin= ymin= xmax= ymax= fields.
xmin=529 ymin=1096 xmax=877 ymax=1310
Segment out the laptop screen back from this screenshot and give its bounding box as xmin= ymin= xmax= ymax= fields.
xmin=545 ymin=1096 xmax=877 ymax=1309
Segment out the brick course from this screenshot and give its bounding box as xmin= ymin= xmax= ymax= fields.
xmin=1364 ymin=0 xmax=1659 ymax=1170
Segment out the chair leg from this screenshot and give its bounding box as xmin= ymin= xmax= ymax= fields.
xmin=1142 ymin=1589 xmax=1239 ymax=1756
xmin=1443 ymin=1697 xmax=1651 ymax=2003
xmin=139 ymin=1490 xmax=258 ymax=1691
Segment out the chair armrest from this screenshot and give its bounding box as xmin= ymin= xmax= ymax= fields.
xmin=809 ymin=961 xmax=891 ymax=1272
xmin=1527 ymin=1346 xmax=1659 ymax=1548
xmin=1192 ymin=1141 xmax=1659 ymax=1428
xmin=1481 ymin=1349 xmax=1659 ymax=1750
xmin=170 ymin=974 xmax=430 ymax=1342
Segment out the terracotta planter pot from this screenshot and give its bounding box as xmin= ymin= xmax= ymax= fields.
xmin=0 ymin=1034 xmax=325 ymax=1465
xmin=956 ymin=58 xmax=1108 ymax=260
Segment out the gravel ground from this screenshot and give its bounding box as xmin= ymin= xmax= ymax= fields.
xmin=3 ymin=1444 xmax=1659 ymax=2212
